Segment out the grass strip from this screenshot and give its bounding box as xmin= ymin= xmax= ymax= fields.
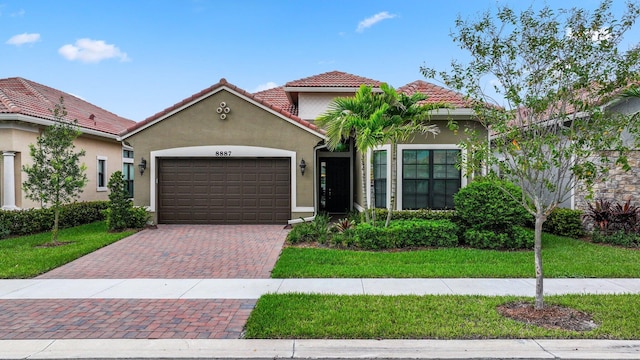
xmin=0 ymin=221 xmax=136 ymax=278
xmin=244 ymin=293 xmax=640 ymax=339
xmin=272 ymin=233 xmax=640 ymax=278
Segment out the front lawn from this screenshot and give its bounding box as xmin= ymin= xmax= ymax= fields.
xmin=244 ymin=293 xmax=640 ymax=339
xmin=272 ymin=232 xmax=640 ymax=278
xmin=0 ymin=221 xmax=136 ymax=278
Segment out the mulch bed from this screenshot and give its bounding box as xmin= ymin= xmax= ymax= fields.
xmin=497 ymin=301 xmax=598 ymax=331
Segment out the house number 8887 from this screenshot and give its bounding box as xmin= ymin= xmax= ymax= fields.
xmin=215 ymin=151 xmax=232 ymax=156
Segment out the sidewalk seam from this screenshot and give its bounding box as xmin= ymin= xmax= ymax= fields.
xmin=533 ymin=339 xmax=560 ymax=359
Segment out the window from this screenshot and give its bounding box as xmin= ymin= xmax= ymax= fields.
xmin=97 ymin=157 xmax=107 ymax=191
xmin=402 ymin=149 xmax=460 ymax=210
xmin=373 ymin=150 xmax=387 ymax=208
xmin=122 ymin=149 xmax=134 ymax=198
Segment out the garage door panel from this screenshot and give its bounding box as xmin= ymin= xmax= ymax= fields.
xmin=158 ymin=158 xmax=291 ymax=224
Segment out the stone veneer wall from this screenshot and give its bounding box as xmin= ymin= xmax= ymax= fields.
xmin=574 ymin=150 xmax=640 ymax=228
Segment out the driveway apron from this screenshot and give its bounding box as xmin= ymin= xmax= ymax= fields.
xmin=1 ymin=225 xmax=287 ymax=340
xmin=38 ymin=225 xmax=287 ymax=279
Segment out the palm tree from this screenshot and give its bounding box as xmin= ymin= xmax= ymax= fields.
xmin=377 ymin=84 xmax=451 ymax=227
xmin=316 ymin=85 xmax=388 ymax=223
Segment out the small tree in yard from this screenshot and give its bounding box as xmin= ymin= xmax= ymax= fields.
xmin=22 ymin=97 xmax=88 ymax=244
xmin=422 ymin=0 xmax=640 ymax=309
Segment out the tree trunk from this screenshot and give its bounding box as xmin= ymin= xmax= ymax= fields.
xmin=534 ymin=214 xmax=545 ymax=310
xmin=52 ymin=207 xmax=60 ymax=244
xmin=361 ymin=153 xmax=370 ymax=223
xmin=385 ymin=142 xmax=397 ymax=227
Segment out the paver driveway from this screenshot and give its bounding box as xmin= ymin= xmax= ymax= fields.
xmin=1 ymin=225 xmax=287 ymax=340
xmin=38 ymin=224 xmax=288 ymax=279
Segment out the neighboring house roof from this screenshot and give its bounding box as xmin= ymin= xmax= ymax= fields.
xmin=0 ymin=77 xmax=134 ymax=136
xmin=397 ymin=80 xmax=471 ymax=108
xmin=285 ymin=70 xmax=382 ymax=88
xmin=121 ymin=78 xmax=324 ymax=138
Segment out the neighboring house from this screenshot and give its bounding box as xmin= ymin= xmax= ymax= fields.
xmin=120 ymin=71 xmax=486 ymax=225
xmin=573 ymin=94 xmax=640 ymax=211
xmin=0 ymin=77 xmax=136 ymax=210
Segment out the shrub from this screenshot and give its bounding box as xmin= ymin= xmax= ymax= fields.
xmin=373 ymin=208 xmax=456 ymax=222
xmin=543 ymin=208 xmax=585 ymax=238
xmin=0 ymin=201 xmax=108 ymax=237
xmin=286 ymin=214 xmax=332 ymax=245
xmin=584 ymin=199 xmax=640 ymax=236
xmin=464 ymin=226 xmax=533 ymax=250
xmin=592 ymin=231 xmax=640 ymax=248
xmin=336 ymin=219 xmax=459 ymax=250
xmin=454 ymin=179 xmax=530 ymax=232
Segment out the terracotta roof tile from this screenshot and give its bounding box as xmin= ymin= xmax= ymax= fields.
xmin=123 ymin=79 xmax=322 ymax=136
xmin=253 ymin=86 xmax=298 ymax=116
xmin=397 ymin=80 xmax=471 ymax=107
xmin=285 ymin=70 xmax=382 ymax=88
xmin=0 ymin=77 xmax=135 ymax=135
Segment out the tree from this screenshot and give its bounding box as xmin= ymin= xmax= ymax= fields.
xmin=316 ymin=85 xmax=389 ymax=223
xmin=422 ymin=0 xmax=640 ymax=309
xmin=106 ymin=171 xmax=132 ymax=231
xmin=22 ymin=97 xmax=88 ymax=244
xmin=377 ymin=84 xmax=448 ymax=227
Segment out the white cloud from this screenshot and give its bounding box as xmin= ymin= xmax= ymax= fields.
xmin=356 ymin=11 xmax=397 ymax=33
xmin=58 ymin=38 xmax=130 ymax=63
xmin=6 ymin=33 xmax=40 ymax=46
xmin=253 ymin=81 xmax=278 ymax=92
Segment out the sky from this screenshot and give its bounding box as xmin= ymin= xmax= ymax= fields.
xmin=2 ymin=0 xmax=639 ymax=122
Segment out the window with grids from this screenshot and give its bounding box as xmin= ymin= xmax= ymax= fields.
xmin=373 ymin=150 xmax=387 ymax=208
xmin=402 ymin=149 xmax=460 ymax=210
xmin=97 ymin=158 xmax=107 ymax=190
xmin=122 ymin=149 xmax=134 ymax=198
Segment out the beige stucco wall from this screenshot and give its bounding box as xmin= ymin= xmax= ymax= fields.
xmin=124 ymin=88 xmax=324 ymax=222
xmin=298 ymin=92 xmax=355 ymax=121
xmin=1 ymin=123 xmax=124 ymax=209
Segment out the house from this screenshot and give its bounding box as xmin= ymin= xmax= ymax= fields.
xmin=120 ymin=71 xmax=486 ymax=224
xmin=0 ymin=77 xmax=136 ymax=210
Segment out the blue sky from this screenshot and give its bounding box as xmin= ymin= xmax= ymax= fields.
xmin=2 ymin=1 xmax=638 ymax=122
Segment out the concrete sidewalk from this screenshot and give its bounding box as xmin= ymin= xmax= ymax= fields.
xmin=2 ymin=278 xmax=640 ymax=359
xmin=4 ymin=338 xmax=640 ymax=359
xmin=2 ymin=278 xmax=640 ymax=299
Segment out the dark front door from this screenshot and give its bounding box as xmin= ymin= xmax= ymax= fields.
xmin=319 ymin=157 xmax=350 ymax=213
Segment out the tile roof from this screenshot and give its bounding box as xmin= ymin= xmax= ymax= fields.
xmin=285 ymin=70 xmax=382 ymax=88
xmin=253 ymin=86 xmax=298 ymax=116
xmin=0 ymin=77 xmax=135 ymax=136
xmin=397 ymin=80 xmax=471 ymax=108
xmin=122 ymin=78 xmax=323 ymax=136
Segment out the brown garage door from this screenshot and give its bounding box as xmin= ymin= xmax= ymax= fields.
xmin=158 ymin=158 xmax=290 ymax=224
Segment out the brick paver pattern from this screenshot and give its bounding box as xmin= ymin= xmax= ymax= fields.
xmin=0 ymin=299 xmax=256 ymax=339
xmin=4 ymin=225 xmax=288 ymax=340
xmin=38 ymin=224 xmax=287 ymax=279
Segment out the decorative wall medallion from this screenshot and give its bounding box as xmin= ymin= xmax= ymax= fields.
xmin=216 ymin=102 xmax=231 ymax=120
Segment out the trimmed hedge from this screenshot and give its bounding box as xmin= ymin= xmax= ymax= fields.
xmin=463 ymin=226 xmax=533 ymax=250
xmin=0 ymin=201 xmax=108 ymax=238
xmin=371 ymin=209 xmax=457 ymax=222
xmin=333 ymin=219 xmax=459 ymax=250
xmin=543 ymin=208 xmax=585 ymax=239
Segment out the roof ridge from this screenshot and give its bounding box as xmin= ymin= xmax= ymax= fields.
xmin=17 ymin=77 xmax=52 ymax=105
xmin=0 ymin=88 xmax=21 ymax=113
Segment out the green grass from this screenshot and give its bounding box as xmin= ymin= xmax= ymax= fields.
xmin=0 ymin=221 xmax=136 ymax=278
xmin=272 ymin=233 xmax=640 ymax=278
xmin=245 ymin=293 xmax=640 ymax=339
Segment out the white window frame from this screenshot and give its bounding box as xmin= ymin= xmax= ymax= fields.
xmin=122 ymin=146 xmax=134 ymax=198
xmin=396 ymin=144 xmax=467 ymax=210
xmin=366 ymin=144 xmax=391 ymax=209
xmin=97 ymin=156 xmax=108 ymax=192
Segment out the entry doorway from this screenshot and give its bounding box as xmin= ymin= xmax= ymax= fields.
xmin=319 ymin=157 xmax=350 ymax=213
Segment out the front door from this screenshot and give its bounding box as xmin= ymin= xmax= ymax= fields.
xmin=319 ymin=157 xmax=350 ymax=213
